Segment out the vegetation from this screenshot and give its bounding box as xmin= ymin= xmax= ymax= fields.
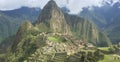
xmin=98 ymin=47 xmax=110 ymax=51
xmin=68 ymin=49 xmax=104 ymax=62
xmin=109 ymin=43 xmax=120 ymax=54
xmin=99 ymin=55 xmax=120 ymax=62
xmin=80 ymin=1 xmax=120 ymax=44
xmin=48 ymin=36 xmax=61 ymax=42
xmin=97 ymin=45 xmax=120 ymax=62
xmin=48 ymin=36 xmax=66 ymax=42
xmin=65 ymin=14 xmax=111 ymax=47
xmin=0 ymin=7 xmax=40 ymax=43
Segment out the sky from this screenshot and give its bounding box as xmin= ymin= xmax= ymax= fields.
xmin=0 ymin=0 xmax=119 ymax=14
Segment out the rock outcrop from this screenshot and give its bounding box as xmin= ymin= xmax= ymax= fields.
xmin=36 ymin=0 xmax=71 ymax=35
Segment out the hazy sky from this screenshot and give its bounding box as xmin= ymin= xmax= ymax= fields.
xmin=0 ymin=0 xmax=119 ymax=14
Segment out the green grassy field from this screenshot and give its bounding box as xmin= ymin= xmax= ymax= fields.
xmin=48 ymin=36 xmax=62 ymax=42
xmin=98 ymin=47 xmax=110 ymax=51
xmin=99 ymin=55 xmax=120 ymax=62
xmin=98 ymin=47 xmax=120 ymax=62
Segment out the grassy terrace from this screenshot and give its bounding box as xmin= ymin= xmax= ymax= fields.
xmin=99 ymin=55 xmax=120 ymax=62
xmin=48 ymin=36 xmax=65 ymax=42
xmin=98 ymin=47 xmax=120 ymax=62
xmin=80 ymin=49 xmax=95 ymax=52
xmin=98 ymin=47 xmax=110 ymax=51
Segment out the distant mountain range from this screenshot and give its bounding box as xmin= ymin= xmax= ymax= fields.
xmin=0 ymin=7 xmax=41 ymax=42
xmin=79 ymin=1 xmax=120 ymax=44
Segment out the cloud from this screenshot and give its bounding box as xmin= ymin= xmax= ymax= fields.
xmin=0 ymin=0 xmax=48 ymax=10
xmin=0 ymin=0 xmax=114 ymax=14
xmin=66 ymin=0 xmax=104 ymax=14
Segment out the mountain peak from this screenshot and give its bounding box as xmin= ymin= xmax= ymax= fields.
xmin=37 ymin=0 xmax=60 ymax=22
xmin=49 ymin=0 xmax=56 ymax=3
xmin=49 ymin=0 xmax=56 ymax=5
xmin=36 ymin=0 xmax=71 ymax=34
xmin=37 ymin=0 xmax=60 ymax=23
xmin=43 ymin=0 xmax=58 ymax=11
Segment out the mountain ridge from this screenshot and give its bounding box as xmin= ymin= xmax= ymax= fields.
xmin=0 ymin=7 xmax=41 ymax=43
xmin=79 ymin=1 xmax=120 ymax=44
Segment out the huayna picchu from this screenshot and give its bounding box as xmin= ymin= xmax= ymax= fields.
xmin=6 ymin=0 xmax=112 ymax=62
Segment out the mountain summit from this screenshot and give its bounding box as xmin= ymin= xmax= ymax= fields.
xmin=36 ymin=0 xmax=71 ymax=34
xmin=37 ymin=0 xmax=59 ymax=23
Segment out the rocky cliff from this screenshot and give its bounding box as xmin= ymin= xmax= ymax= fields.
xmin=36 ymin=0 xmax=71 ymax=35
xmin=64 ymin=14 xmax=111 ymax=46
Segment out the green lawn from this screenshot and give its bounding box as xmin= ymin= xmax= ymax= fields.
xmin=80 ymin=49 xmax=95 ymax=52
xmin=98 ymin=47 xmax=120 ymax=62
xmin=99 ymin=55 xmax=120 ymax=62
xmin=98 ymin=47 xmax=110 ymax=51
xmin=48 ymin=36 xmax=62 ymax=42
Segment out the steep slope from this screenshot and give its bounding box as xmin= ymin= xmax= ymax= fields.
xmin=36 ymin=0 xmax=71 ymax=34
xmin=79 ymin=1 xmax=120 ymax=44
xmin=1 ymin=7 xmax=40 ymax=23
xmin=80 ymin=8 xmax=107 ymax=29
xmin=0 ymin=12 xmax=19 ymax=42
xmin=65 ymin=14 xmax=111 ymax=46
xmin=0 ymin=7 xmax=41 ymax=43
xmin=11 ymin=21 xmax=34 ymax=52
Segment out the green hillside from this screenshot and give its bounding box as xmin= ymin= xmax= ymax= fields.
xmin=0 ymin=7 xmax=40 ymax=43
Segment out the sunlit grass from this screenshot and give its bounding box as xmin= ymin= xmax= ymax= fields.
xmin=99 ymin=55 xmax=120 ymax=62
xmin=48 ymin=35 xmax=66 ymax=42
xmin=48 ymin=36 xmax=61 ymax=42
xmin=98 ymin=47 xmax=110 ymax=51
xmin=80 ymin=49 xmax=95 ymax=52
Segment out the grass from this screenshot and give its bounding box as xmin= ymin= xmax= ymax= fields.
xmin=98 ymin=47 xmax=110 ymax=51
xmin=99 ymin=54 xmax=120 ymax=62
xmin=98 ymin=47 xmax=120 ymax=62
xmin=48 ymin=36 xmax=62 ymax=42
xmin=80 ymin=49 xmax=95 ymax=52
